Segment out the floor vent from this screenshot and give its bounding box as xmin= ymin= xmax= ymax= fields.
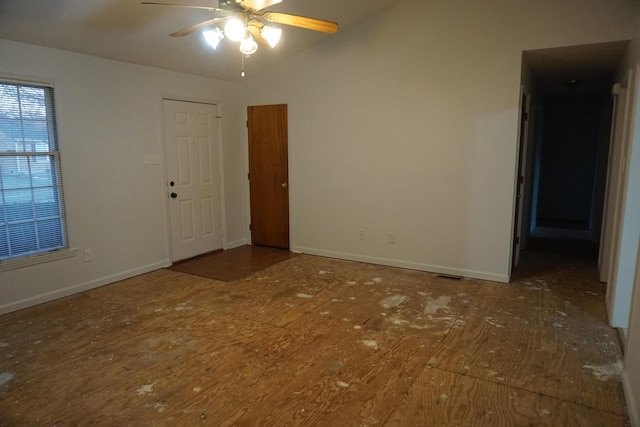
xmin=438 ymin=274 xmax=462 ymax=280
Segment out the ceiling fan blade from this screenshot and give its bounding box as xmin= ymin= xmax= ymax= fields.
xmin=141 ymin=2 xmax=224 ymax=12
xmin=240 ymin=0 xmax=282 ymax=12
xmin=170 ymin=17 xmax=225 ymax=37
xmin=247 ymin=20 xmax=269 ymax=47
xmin=261 ymin=12 xmax=338 ymax=34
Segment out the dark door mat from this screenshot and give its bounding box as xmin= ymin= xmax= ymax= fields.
xmin=169 ymin=245 xmax=299 ymax=282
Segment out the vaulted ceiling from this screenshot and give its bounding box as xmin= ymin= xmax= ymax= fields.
xmin=0 ymin=0 xmax=403 ymax=81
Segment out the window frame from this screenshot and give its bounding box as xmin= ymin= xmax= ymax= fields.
xmin=0 ymin=78 xmax=76 ymax=272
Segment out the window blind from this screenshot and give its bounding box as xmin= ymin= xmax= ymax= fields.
xmin=0 ymin=81 xmax=68 ymax=262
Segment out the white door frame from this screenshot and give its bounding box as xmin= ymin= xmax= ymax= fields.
xmin=599 ymin=81 xmax=627 ymax=282
xmin=511 ymin=86 xmax=531 ymax=271
xmin=161 ymin=98 xmax=227 ymax=262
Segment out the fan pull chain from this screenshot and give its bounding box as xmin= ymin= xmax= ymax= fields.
xmin=241 ymin=53 xmax=246 ymax=77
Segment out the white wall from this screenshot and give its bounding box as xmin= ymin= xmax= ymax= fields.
xmin=0 ymin=40 xmax=245 ymax=314
xmin=240 ymin=0 xmax=637 ymax=282
xmin=625 ymin=246 xmax=640 ymax=427
xmin=608 ymin=9 xmax=640 ymax=330
xmin=622 ymin=6 xmax=640 ymax=422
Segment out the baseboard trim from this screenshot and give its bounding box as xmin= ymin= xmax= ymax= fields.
xmin=291 ymin=246 xmax=509 ymax=283
xmin=0 ymin=260 xmax=170 ymax=315
xmin=622 ymin=370 xmax=638 ymax=426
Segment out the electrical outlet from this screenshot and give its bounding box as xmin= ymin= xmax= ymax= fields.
xmin=388 ymin=233 xmax=396 ymax=244
xmin=84 ymin=248 xmax=93 ymax=262
xmin=359 ymin=230 xmax=365 ymax=240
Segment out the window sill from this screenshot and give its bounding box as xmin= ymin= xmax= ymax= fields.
xmin=0 ymin=248 xmax=78 ymax=273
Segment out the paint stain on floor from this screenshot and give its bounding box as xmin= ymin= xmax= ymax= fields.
xmin=423 ymin=296 xmax=452 ymax=315
xmin=136 ymin=383 xmax=155 ymax=396
xmin=379 ymin=295 xmax=407 ymax=309
xmin=583 ymin=360 xmax=623 ymax=381
xmin=0 ymin=372 xmax=14 ymax=386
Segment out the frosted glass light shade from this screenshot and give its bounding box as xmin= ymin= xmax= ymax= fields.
xmin=239 ymin=34 xmax=258 ymax=55
xmin=203 ymin=28 xmax=224 ymax=49
xmin=224 ymin=18 xmax=245 ymax=42
xmin=261 ymin=25 xmax=282 ymax=48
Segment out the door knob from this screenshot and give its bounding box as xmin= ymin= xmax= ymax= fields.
xmin=281 ymin=183 xmax=288 ymax=189
xmin=170 ymin=192 xmax=177 ymax=199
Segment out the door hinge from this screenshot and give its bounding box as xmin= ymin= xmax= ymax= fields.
xmin=515 ymin=236 xmax=520 ymax=244
xmin=249 ymin=224 xmax=252 ymax=231
xmin=247 ymin=173 xmax=250 ymax=180
xmin=246 ymin=120 xmax=249 ymax=127
xmin=523 ymin=112 xmax=528 ymax=121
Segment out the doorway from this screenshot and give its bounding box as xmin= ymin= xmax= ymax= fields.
xmin=513 ymin=41 xmax=629 ymax=276
xmin=163 ymin=99 xmax=224 ymax=261
xmin=247 ymin=104 xmax=290 ymax=249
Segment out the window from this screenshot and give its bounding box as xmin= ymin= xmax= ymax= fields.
xmin=0 ymin=80 xmax=68 ymax=262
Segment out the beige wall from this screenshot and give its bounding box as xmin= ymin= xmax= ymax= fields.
xmin=240 ymin=0 xmax=636 ymax=281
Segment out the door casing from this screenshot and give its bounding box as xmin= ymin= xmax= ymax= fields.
xmin=511 ymin=91 xmax=530 ymax=271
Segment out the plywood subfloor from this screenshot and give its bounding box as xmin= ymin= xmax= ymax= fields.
xmin=0 ymin=242 xmax=629 ymax=426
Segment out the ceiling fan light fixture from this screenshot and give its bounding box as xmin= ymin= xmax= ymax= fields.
xmin=203 ymin=28 xmax=224 ymax=49
xmin=224 ymin=18 xmax=246 ymax=42
xmin=239 ymin=34 xmax=258 ymax=55
xmin=261 ymin=25 xmax=282 ymax=48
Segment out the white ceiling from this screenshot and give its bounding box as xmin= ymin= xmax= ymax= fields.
xmin=0 ymin=0 xmax=403 ymax=81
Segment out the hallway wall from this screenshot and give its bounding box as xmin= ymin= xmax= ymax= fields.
xmin=620 ymin=4 xmax=640 ymax=422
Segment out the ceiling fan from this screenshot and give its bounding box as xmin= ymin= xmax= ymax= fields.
xmin=143 ymin=0 xmax=338 ymax=68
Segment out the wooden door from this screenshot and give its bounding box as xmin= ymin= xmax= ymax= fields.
xmin=247 ymin=104 xmax=289 ymax=249
xmin=164 ymin=99 xmax=223 ymax=261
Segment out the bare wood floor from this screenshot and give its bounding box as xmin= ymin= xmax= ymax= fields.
xmin=0 ymin=241 xmax=629 ymax=426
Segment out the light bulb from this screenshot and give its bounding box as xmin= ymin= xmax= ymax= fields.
xmin=261 ymin=25 xmax=282 ymax=48
xmin=239 ymin=34 xmax=258 ymax=55
xmin=224 ymin=18 xmax=245 ymax=42
xmin=203 ymin=28 xmax=224 ymax=49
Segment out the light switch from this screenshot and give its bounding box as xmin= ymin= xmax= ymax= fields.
xmin=144 ymin=154 xmax=161 ymax=165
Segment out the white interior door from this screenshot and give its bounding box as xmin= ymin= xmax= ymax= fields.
xmin=163 ymin=99 xmax=223 ymax=261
